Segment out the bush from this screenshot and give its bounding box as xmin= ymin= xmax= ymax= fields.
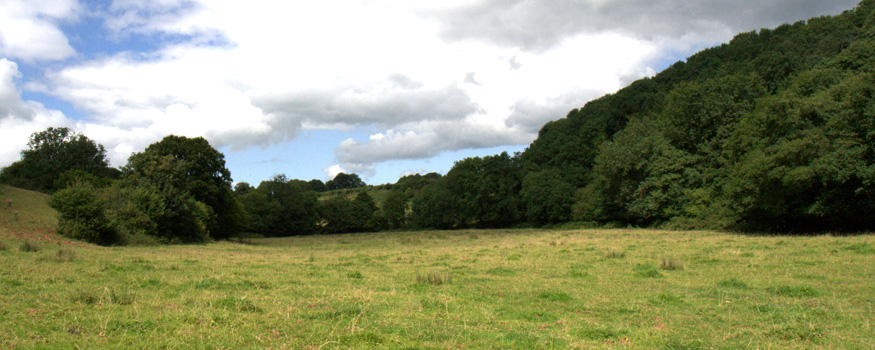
xmin=50 ymin=183 xmax=120 ymax=245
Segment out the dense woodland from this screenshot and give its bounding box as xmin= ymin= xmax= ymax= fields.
xmin=2 ymin=1 xmax=874 ymax=245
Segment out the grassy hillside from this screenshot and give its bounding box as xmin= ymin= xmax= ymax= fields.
xmin=2 ymin=225 xmax=874 ymax=349
xmin=0 ymin=185 xmax=63 ymax=244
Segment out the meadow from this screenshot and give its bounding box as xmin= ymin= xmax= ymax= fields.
xmin=2 ymin=186 xmax=875 ymax=349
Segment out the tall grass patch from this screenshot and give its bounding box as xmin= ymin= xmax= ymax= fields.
xmin=416 ymin=270 xmax=452 ymax=286
xmin=18 ymin=240 xmax=40 ymax=252
xmin=659 ymin=257 xmax=685 ymax=270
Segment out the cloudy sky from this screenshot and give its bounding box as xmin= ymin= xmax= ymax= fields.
xmin=0 ymin=0 xmax=860 ymax=185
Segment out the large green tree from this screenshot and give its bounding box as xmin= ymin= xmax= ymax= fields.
xmin=0 ymin=127 xmax=117 ymax=193
xmin=125 ymin=135 xmax=244 ymax=240
xmin=326 ymin=172 xmax=366 ymax=190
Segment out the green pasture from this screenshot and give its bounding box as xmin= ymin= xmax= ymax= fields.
xmin=2 ymin=219 xmax=874 ymax=348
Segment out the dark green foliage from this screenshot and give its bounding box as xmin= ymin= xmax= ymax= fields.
xmin=410 ymin=180 xmax=460 ymax=229
xmin=126 ymin=135 xmax=244 ymax=240
xmin=318 ymin=192 xmax=381 ymax=234
xmin=381 ymin=189 xmax=409 ymax=229
xmin=533 ymin=1 xmax=875 ymax=232
xmin=237 ymin=175 xmax=319 ymax=236
xmin=307 ymin=179 xmax=327 ymax=192
xmin=394 ymin=172 xmax=442 ymax=192
xmin=520 ymin=170 xmax=574 ymax=225
xmin=233 ymin=182 xmax=253 ymax=194
xmin=441 ymin=152 xmax=524 ymax=228
xmin=50 ymin=182 xmax=121 ymax=245
xmin=326 ymin=172 xmax=366 ymax=190
xmin=0 ymin=127 xmax=116 ymax=193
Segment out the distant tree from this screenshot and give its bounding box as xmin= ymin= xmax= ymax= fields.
xmin=394 ymin=172 xmax=442 ymax=192
xmin=125 ymin=135 xmax=245 ymax=240
xmin=0 ymin=127 xmax=117 ymax=193
xmin=381 ymin=189 xmax=409 ymax=229
xmin=234 ymin=182 xmax=254 ymax=194
xmin=443 ymin=152 xmax=524 ymax=228
xmin=238 ymin=175 xmax=319 ymax=236
xmin=326 ymin=172 xmax=366 ymax=190
xmin=318 ymin=192 xmax=380 ymax=234
xmin=520 ymin=170 xmax=575 ymax=225
xmin=410 ymin=181 xmax=459 ymax=229
xmin=307 ymin=179 xmax=327 ymax=192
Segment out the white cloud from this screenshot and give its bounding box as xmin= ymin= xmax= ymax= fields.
xmin=0 ymin=0 xmax=79 ymax=61
xmin=0 ymin=59 xmax=74 ymax=166
xmin=11 ymin=0 xmax=862 ymax=181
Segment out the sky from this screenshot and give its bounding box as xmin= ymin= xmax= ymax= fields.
xmin=0 ymin=0 xmax=861 ymax=185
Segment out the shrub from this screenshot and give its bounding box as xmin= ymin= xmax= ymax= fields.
xmin=50 ymin=182 xmax=119 ymax=245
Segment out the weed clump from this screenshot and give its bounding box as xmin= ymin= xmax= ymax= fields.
xmin=40 ymin=248 xmax=78 ymax=262
xmin=716 ymin=278 xmax=748 ymax=289
xmin=633 ymin=263 xmax=663 ymax=278
xmin=19 ymin=240 xmax=40 ymax=252
xmin=0 ymin=241 xmax=8 ymax=251
xmin=769 ymin=285 xmax=819 ymax=298
xmin=70 ymin=289 xmax=100 ymax=304
xmin=214 ymin=296 xmax=262 ymax=312
xmin=537 ymin=291 xmax=573 ymax=302
xmin=70 ymin=287 xmax=135 ymax=305
xmin=416 ymin=271 xmax=452 ymax=286
xmin=347 ymin=271 xmax=364 ymax=279
xmin=605 ymin=250 xmax=625 ymax=259
xmin=659 ymin=257 xmax=685 ymax=271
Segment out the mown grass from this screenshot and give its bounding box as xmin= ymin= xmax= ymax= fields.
xmin=1 ymin=226 xmax=874 ymax=349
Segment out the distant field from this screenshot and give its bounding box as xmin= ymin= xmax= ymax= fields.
xmin=2 ymin=216 xmax=875 ymax=348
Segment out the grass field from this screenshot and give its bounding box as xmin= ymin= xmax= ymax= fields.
xmin=2 ymin=185 xmax=875 ymax=349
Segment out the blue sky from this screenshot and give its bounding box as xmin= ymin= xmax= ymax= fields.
xmin=0 ymin=0 xmax=860 ymax=185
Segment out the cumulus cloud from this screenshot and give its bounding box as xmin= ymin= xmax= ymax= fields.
xmin=431 ymin=0 xmax=860 ymax=52
xmin=505 ymin=90 xmax=605 ymax=133
xmin=253 ymin=81 xmax=480 ymax=129
xmin=0 ymin=0 xmax=79 ymax=61
xmin=8 ymin=0 xmax=862 ymax=182
xmin=0 ymin=59 xmax=74 ymax=166
xmin=332 ymin=120 xmax=533 ymax=174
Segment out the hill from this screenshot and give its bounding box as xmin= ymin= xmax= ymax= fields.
xmin=0 ymin=185 xmax=68 ymax=244
xmin=521 ymin=0 xmax=875 ymax=232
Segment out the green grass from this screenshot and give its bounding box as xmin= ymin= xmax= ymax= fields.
xmin=2 ymin=229 xmax=874 ymax=349
xmin=2 ymin=186 xmax=875 ymax=348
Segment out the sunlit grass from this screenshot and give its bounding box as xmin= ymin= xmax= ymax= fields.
xmin=1 ymin=227 xmax=874 ymax=349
